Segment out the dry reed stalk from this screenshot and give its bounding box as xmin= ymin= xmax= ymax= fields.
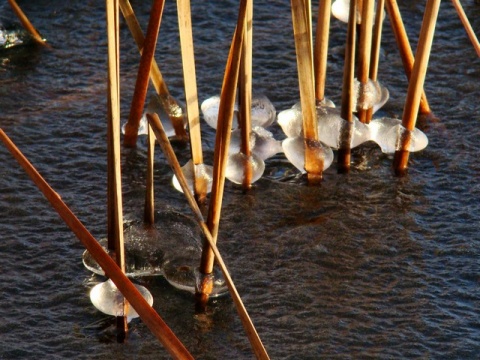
xmin=451 ymin=0 xmax=480 ymax=57
xmin=123 ymin=0 xmax=165 ymax=148
xmin=314 ymin=0 xmax=332 ymax=103
xmin=291 ymin=0 xmax=323 ymax=184
xmin=365 ymin=0 xmax=386 ymax=122
xmin=393 ymin=0 xmax=441 ymax=176
xmin=7 ymin=0 xmax=50 ymax=47
xmin=238 ymin=0 xmax=254 ymax=189
xmin=0 ymin=129 xmax=194 ymax=359
xmin=337 ymin=0 xmax=357 ymax=173
xmin=356 ymin=0 xmax=375 ymax=123
xmin=119 ymin=0 xmax=187 ymax=140
xmin=105 ymin=0 xmax=128 ymax=340
xmin=144 ymin=125 xmax=155 ymax=225
xmin=176 ymin=0 xmax=208 ymax=202
xmin=197 ymin=0 xmax=248 ymax=297
xmin=146 ymin=113 xmax=270 ymax=360
xmin=385 ymin=0 xmax=431 ymax=115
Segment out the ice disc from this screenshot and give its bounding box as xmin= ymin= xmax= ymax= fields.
xmin=90 ymin=279 xmax=153 ymax=321
xmin=277 ymin=107 xmax=303 ymax=138
xmin=201 ymin=95 xmax=239 ymax=129
xmin=250 ymin=94 xmax=276 ymax=128
xmin=230 ymin=127 xmax=282 ymax=160
xmin=282 ymin=136 xmax=334 ymax=173
xmin=370 ymin=117 xmax=428 ymax=153
xmin=225 ymin=152 xmax=266 ymax=184
xmin=172 ymin=159 xmax=213 ymax=195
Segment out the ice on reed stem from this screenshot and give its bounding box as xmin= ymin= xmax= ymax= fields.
xmin=200 ymin=94 xmax=276 ymax=129
xmin=172 ymin=159 xmax=213 ymax=195
xmin=369 ymin=117 xmax=428 ymax=153
xmin=282 ymin=136 xmax=334 ymax=173
xmin=225 ymin=152 xmax=266 ymax=184
xmin=229 ymin=126 xmax=283 ymax=160
xmin=354 ymin=78 xmax=390 ymax=114
xmin=90 ymin=279 xmax=153 ymax=322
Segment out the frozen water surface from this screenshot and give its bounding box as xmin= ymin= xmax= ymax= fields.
xmin=229 ymin=126 xmax=283 ymax=160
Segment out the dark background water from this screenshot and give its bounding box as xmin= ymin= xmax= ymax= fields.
xmin=1 ymin=0 xmax=479 ymax=359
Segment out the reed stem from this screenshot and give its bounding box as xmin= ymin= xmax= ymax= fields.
xmin=314 ymin=0 xmax=332 ymax=103
xmin=105 ymin=0 xmax=128 ymax=340
xmin=7 ymin=0 xmax=50 ymax=47
xmin=119 ymin=0 xmax=187 ymax=140
xmin=176 ymin=0 xmax=208 ymax=202
xmin=394 ymin=0 xmax=441 ymax=176
xmin=144 ymin=125 xmax=155 ymax=225
xmin=238 ymin=0 xmax=254 ymax=190
xmin=365 ymin=0 xmax=386 ymax=122
xmin=146 ymin=113 xmax=270 ymax=360
xmin=451 ymin=0 xmax=480 ymax=57
xmin=356 ymin=0 xmax=375 ymax=123
xmin=291 ymin=0 xmax=323 ymax=184
xmin=385 ymin=0 xmax=431 ymax=115
xmin=123 ymin=0 xmax=166 ymax=148
xmin=198 ymin=0 xmax=248 ymax=295
xmin=337 ymin=0 xmax=357 ymax=173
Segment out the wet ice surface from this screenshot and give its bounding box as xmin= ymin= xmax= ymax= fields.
xmin=1 ymin=0 xmax=480 ymax=359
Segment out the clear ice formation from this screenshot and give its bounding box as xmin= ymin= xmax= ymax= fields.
xmin=282 ymin=136 xmax=334 ymax=173
xmin=278 ymin=102 xmax=428 ymax=161
xmin=0 ymin=26 xmax=29 ymax=49
xmin=354 ymin=79 xmax=390 ymax=113
xmin=200 ymin=94 xmax=276 ymax=130
xmin=332 ymin=0 xmax=360 ymax=24
xmin=278 ymin=104 xmax=371 ymax=150
xmin=229 ymin=126 xmax=283 ymax=160
xmin=121 ymin=95 xmax=187 ymax=137
xmin=90 ymin=279 xmax=153 ymax=321
xmin=172 ymin=159 xmax=214 ymax=195
xmin=369 ymin=117 xmax=429 ymax=153
xmin=225 ymin=152 xmax=266 ymax=184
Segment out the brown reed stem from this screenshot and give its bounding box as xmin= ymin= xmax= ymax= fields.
xmin=238 ymin=0 xmax=254 ymax=190
xmin=385 ymin=0 xmax=432 ymax=115
xmin=451 ymin=0 xmax=480 ymax=57
xmin=105 ymin=0 xmax=128 ymax=340
xmin=365 ymin=0 xmax=386 ymax=122
xmin=7 ymin=0 xmax=50 ymax=47
xmin=393 ymin=0 xmax=441 ymax=176
xmin=119 ymin=0 xmax=187 ymax=140
xmin=0 ymin=129 xmax=194 ymax=359
xmin=146 ymin=113 xmax=270 ymax=360
xmin=291 ymin=0 xmax=323 ymax=184
xmin=198 ymin=0 xmax=248 ymax=296
xmin=176 ymin=0 xmax=208 ymax=202
xmin=123 ymin=0 xmax=165 ymax=148
xmin=144 ymin=125 xmax=155 ymax=225
xmin=357 ymin=0 xmax=375 ymax=123
xmin=337 ymin=0 xmax=357 ymax=174
xmin=314 ymin=0 xmax=332 ymax=103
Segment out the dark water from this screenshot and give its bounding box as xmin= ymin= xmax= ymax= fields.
xmin=1 ymin=1 xmax=479 ymax=359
